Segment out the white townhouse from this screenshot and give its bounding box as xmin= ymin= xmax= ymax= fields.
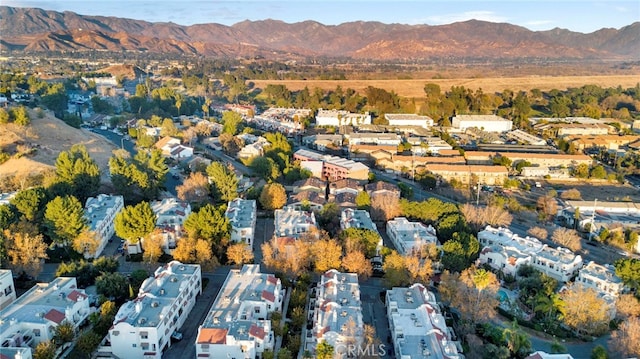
xmin=225 ymin=198 xmax=257 ymax=250
xmin=315 ymin=109 xmax=372 ymax=127
xmin=309 ymin=270 xmax=363 ymax=358
xmin=273 ymin=206 xmax=317 ymax=240
xmin=384 ymin=114 xmax=434 ymax=129
xmin=0 ymin=269 xmax=16 ymax=310
xmin=149 ymin=197 xmax=192 ymax=254
xmin=0 ymin=277 xmax=90 ymax=357
xmin=386 ymin=284 xmax=462 ymax=359
xmin=84 ymin=194 xmax=124 ymax=259
xmin=575 ymin=261 xmax=624 ymax=298
xmin=107 ymin=261 xmax=201 ymax=359
xmin=195 ymin=265 xmax=283 ymax=359
xmin=533 ymin=246 xmax=583 ymax=283
xmin=386 ymin=217 xmax=439 ymax=255
xmin=340 ymin=209 xmax=382 ymax=253
xmin=451 ymin=114 xmax=513 ymax=133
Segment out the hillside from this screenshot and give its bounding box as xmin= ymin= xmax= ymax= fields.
xmin=0 ymin=6 xmax=638 ymax=61
xmin=0 ymin=109 xmax=117 ymax=182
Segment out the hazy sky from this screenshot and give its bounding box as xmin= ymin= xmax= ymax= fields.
xmin=4 ymin=0 xmax=639 ymax=33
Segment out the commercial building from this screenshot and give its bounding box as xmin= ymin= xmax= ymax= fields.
xmin=0 ymin=277 xmax=90 ymax=357
xmin=386 ymin=284 xmax=462 ymax=359
xmin=107 ymin=261 xmax=202 ymax=359
xmin=0 ymin=270 xmax=16 ymax=310
xmin=451 ymin=115 xmax=512 ymax=133
xmin=84 ymin=194 xmax=124 ymax=258
xmin=315 ymin=109 xmax=371 ymax=127
xmin=294 ymin=149 xmax=370 ymax=182
xmin=386 ymin=217 xmax=438 ymax=255
xmin=384 ymin=114 xmax=434 ymax=129
xmin=149 ymin=197 xmax=192 ymax=254
xmin=195 ymin=265 xmax=283 ymax=359
xmin=225 ymin=198 xmax=257 ymax=250
xmin=575 ymin=261 xmax=624 ymax=298
xmin=309 ymin=270 xmax=363 ymax=357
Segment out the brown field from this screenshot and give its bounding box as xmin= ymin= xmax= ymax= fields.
xmin=251 ymin=74 xmax=640 ymax=98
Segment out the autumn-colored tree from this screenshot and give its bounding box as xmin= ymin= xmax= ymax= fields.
xmin=4 ymin=230 xmax=48 ymax=278
xmin=261 ymin=239 xmax=311 ymax=276
xmin=560 ymin=188 xmax=582 ymax=200
xmin=551 ymin=227 xmax=582 ymax=252
xmin=53 ymin=321 xmax=75 ymax=344
xmin=177 ymin=172 xmax=211 ymax=204
xmin=382 ymin=250 xmax=410 ymax=287
xmin=226 ymin=243 xmax=254 ymax=266
xmin=460 ymin=204 xmax=512 ymax=232
xmin=33 ymin=340 xmax=57 ymax=359
xmin=439 ymin=268 xmax=499 ymax=330
xmin=173 ymin=236 xmax=219 ymax=270
xmin=72 ymin=230 xmax=101 ymax=258
xmin=342 ymin=250 xmax=372 ymax=280
xmin=312 ymin=239 xmax=343 ymax=272
xmin=142 ymin=231 xmax=165 ymax=265
xmin=370 ymin=192 xmax=400 ymax=221
xmin=182 ymin=126 xmax=198 ymax=145
xmin=616 ymin=294 xmax=640 ymax=319
xmin=405 ymin=254 xmax=434 ymax=285
xmin=609 ymin=316 xmax=640 ymax=357
xmin=537 ymin=195 xmax=558 ymax=222
xmin=316 ymin=341 xmax=335 ymax=359
xmin=558 ymin=284 xmax=609 ymax=336
xmin=527 ymin=226 xmax=548 ymax=240
xmin=259 ymin=183 xmax=287 ymax=210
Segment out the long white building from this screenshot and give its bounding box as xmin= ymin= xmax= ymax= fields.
xmin=575 ymin=261 xmax=624 ymax=298
xmin=0 ymin=277 xmax=90 ymax=358
xmin=451 ymin=115 xmax=513 ymax=133
xmin=310 ymin=269 xmax=363 ymax=358
xmin=226 ymin=198 xmax=257 ymax=250
xmin=315 ymin=109 xmax=372 ymax=127
xmin=0 ymin=269 xmax=16 ymax=310
xmin=107 ymin=261 xmax=201 ymax=359
xmin=195 ymin=265 xmax=283 ymax=359
xmin=386 ymin=284 xmax=462 ymax=359
xmin=386 ymin=217 xmax=439 ymax=255
xmin=84 ymin=194 xmax=124 ymax=258
xmin=384 ymin=114 xmax=434 ymax=129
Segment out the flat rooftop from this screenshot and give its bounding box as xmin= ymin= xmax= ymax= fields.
xmin=226 ymin=198 xmax=256 ymax=230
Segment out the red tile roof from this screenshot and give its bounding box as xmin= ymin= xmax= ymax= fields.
xmin=249 ymin=324 xmax=266 ymax=340
xmin=261 ymin=290 xmax=275 ymax=303
xmin=44 ymin=309 xmax=66 ymax=324
xmin=197 ymin=328 xmax=227 ymax=344
xmin=267 ymin=275 xmax=278 ymax=285
xmin=67 ymin=290 xmax=87 ymax=302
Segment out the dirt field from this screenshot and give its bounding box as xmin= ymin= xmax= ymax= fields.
xmin=0 ymin=109 xmax=117 ymax=181
xmin=251 ymin=74 xmax=640 ymax=98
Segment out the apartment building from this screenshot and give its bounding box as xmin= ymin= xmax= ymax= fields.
xmin=386 ymin=284 xmax=462 ymax=359
xmin=463 ymin=151 xmax=592 ymax=168
xmin=309 ymin=270 xmax=363 ymax=357
xmin=273 ymin=206 xmax=317 ymax=240
xmin=0 ymin=277 xmax=90 ymax=357
xmin=108 ymin=261 xmax=202 ymax=359
xmin=345 ymin=133 xmax=402 ymax=146
xmin=533 ymin=246 xmax=583 ymax=282
xmin=451 ymin=115 xmax=513 ymax=132
xmin=302 ymin=134 xmax=344 ymax=151
xmin=292 ymin=177 xmax=327 ymax=194
xmin=576 ymin=261 xmax=624 ymax=297
xmin=376 ymin=155 xmax=466 ymax=174
xmin=425 ymin=164 xmax=508 ymax=186
xmin=0 ymin=270 xmax=16 ymax=310
xmin=315 ymin=109 xmax=371 ymax=127
xmin=384 ymin=114 xmax=434 ymax=129
xmin=250 ymin=107 xmax=312 ymax=134
xmin=340 ymin=209 xmax=378 ymax=232
xmin=365 ymin=181 xmax=401 ymax=199
xmin=226 ymin=198 xmax=257 ymax=250
xmin=149 ymin=197 xmax=192 ymax=254
xmin=386 ymin=217 xmax=438 ymax=255
xmin=294 ymin=149 xmax=370 ymax=182
xmin=329 ymin=179 xmax=362 ymax=196
xmin=287 ymin=191 xmax=327 ymax=212
xmin=196 ymin=265 xmax=283 ymax=359
xmin=84 ymin=194 xmax=124 ymax=258
xmin=506 ymin=129 xmax=546 ymax=146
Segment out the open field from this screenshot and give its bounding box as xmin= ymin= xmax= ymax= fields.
xmin=251 ymin=74 xmax=640 ymax=98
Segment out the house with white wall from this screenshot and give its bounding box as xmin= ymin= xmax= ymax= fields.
xmin=575 ymin=261 xmax=624 ymax=298
xmin=195 ymin=265 xmax=283 ymax=359
xmin=84 ymin=194 xmax=124 ymax=259
xmin=149 ymin=198 xmax=191 ymax=254
xmin=386 ymin=217 xmax=439 ymax=255
xmin=106 ymin=262 xmax=201 ymax=359
xmin=315 ymin=109 xmax=371 ymax=127
xmin=0 ymin=270 xmax=16 ymax=310
xmin=225 ymin=199 xmax=257 ymax=250
xmin=384 ymin=114 xmax=434 ymax=129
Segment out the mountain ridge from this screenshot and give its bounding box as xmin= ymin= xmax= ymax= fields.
xmin=1 ymin=6 xmax=638 ymax=61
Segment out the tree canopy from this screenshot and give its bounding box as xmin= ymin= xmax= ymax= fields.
xmin=259 ymin=183 xmax=287 ymax=210
xmin=44 ymin=195 xmax=87 ymax=246
xmin=53 ymin=144 xmax=101 ymax=202
xmin=206 ymin=162 xmax=239 ymax=203
xmin=114 ymin=202 xmax=156 ymax=242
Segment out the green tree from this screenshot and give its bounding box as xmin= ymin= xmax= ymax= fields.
xmin=114 ymin=202 xmax=156 ymax=243
xmin=54 ymin=145 xmax=101 ymax=202
xmin=11 ymin=106 xmax=31 ymax=126
xmin=0 ymin=204 xmax=16 ymax=230
xmin=340 ymin=228 xmax=381 ymax=258
xmin=222 ymin=111 xmax=242 ymax=135
xmin=10 ymin=187 xmax=47 ymax=221
xmin=206 ymin=162 xmax=239 ymax=203
xmin=250 ymin=156 xmax=280 ymax=181
xmin=33 ymin=340 xmax=57 ymax=359
xmin=96 ymin=272 xmax=129 ymax=301
xmin=160 ymin=118 xmax=178 ymax=137
xmin=0 ymin=108 xmax=9 ymax=124
xmin=572 ymin=163 xmax=590 ymax=178
xmin=355 ymin=191 xmax=371 ymax=209
xmin=502 ymin=320 xmax=532 ymax=357
xmin=53 ymin=321 xmax=75 ymax=344
xmin=316 ymin=341 xmax=334 ymax=359
xmin=109 ymin=149 xmax=168 ymax=201
xmin=76 ymin=331 xmax=101 ymax=358
xmin=259 ymin=183 xmax=287 ymax=210
xmin=614 ymin=258 xmax=640 ymax=291
xmin=590 ymin=345 xmax=608 ymax=359
xmin=44 ymin=195 xmax=87 ymax=246
xmin=590 ymin=165 xmax=607 ymax=179
xmin=441 ymin=232 xmax=479 ymax=273
xmin=183 ymin=204 xmax=230 ymax=252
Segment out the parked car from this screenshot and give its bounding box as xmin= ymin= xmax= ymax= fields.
xmin=171 ymin=331 xmax=183 ymax=342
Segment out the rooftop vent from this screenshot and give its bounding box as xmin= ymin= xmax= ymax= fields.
xmin=151 ymin=301 xmax=159 ymax=308
xmin=138 ymin=317 xmax=147 ymax=325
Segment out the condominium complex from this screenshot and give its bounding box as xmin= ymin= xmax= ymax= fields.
xmin=273 ymin=206 xmax=317 ymax=240
xmin=83 ymin=194 xmax=124 ymax=258
xmin=0 ymin=277 xmax=90 ymax=358
xmin=0 ymin=269 xmax=16 ymax=310
xmin=575 ymin=261 xmax=624 ymax=297
xmin=150 ymin=197 xmax=192 ymax=254
xmin=451 ymin=115 xmax=513 ymax=132
xmin=386 ymin=217 xmax=439 ymax=255
xmin=309 ymin=270 xmax=363 ymax=357
xmin=315 ymin=109 xmax=372 ymax=127
xmin=294 ymin=149 xmax=370 ymax=182
xmin=225 ymin=198 xmax=257 ymax=250
xmin=340 ymin=209 xmax=378 ymax=232
xmin=196 ymin=265 xmax=283 ymax=359
xmin=384 ymin=114 xmax=434 ymax=129
xmin=345 ymin=133 xmax=402 ymax=146
xmin=386 ymin=284 xmax=462 ymax=359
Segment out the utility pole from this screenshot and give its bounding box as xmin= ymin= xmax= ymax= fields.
xmin=476 ymin=182 xmax=481 ymax=207
xmin=589 ymin=198 xmax=598 ymax=239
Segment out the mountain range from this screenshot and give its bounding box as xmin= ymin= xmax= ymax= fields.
xmin=1 ymin=6 xmax=639 ymax=61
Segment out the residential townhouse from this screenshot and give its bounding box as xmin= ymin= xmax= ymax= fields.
xmin=526 ymin=352 xmax=574 ymax=359
xmin=406 ymin=136 xmax=453 ymax=156
xmin=84 ymin=194 xmax=124 ymax=259
xmin=340 ymin=209 xmax=379 ymax=233
xmin=292 ymin=177 xmax=327 ymax=194
xmin=384 ymin=114 xmax=434 ymax=129
xmin=345 ymin=133 xmax=402 ymax=146
xmin=302 ymin=134 xmax=343 ymax=151
xmin=149 ymin=198 xmax=192 ymax=254
xmin=386 ymin=284 xmax=462 ymax=359
xmin=386 ymin=217 xmax=439 ymax=255
xmin=107 ymin=262 xmax=201 ymax=359
xmin=365 ymin=181 xmax=401 ymax=199
xmin=451 ymin=115 xmax=513 ymax=133
xmin=223 ymin=104 xmax=256 ymax=117
xmin=294 ymin=149 xmax=370 ymax=182
xmin=0 ymin=270 xmax=16 ymax=310
xmin=332 ymin=192 xmax=358 ymax=209
xmin=195 ymin=265 xmax=283 ymax=359
xmin=249 ymin=107 xmax=311 ymax=134
xmin=463 ymin=151 xmax=593 ymax=168
xmin=315 ymin=109 xmax=371 ymax=127
xmin=349 ymin=145 xmax=398 ymax=163
xmin=287 ymin=191 xmax=327 ymax=212
xmin=0 ymin=277 xmax=90 ymax=358
xmin=565 ymin=134 xmax=639 ymax=151
xmin=506 ymin=129 xmax=546 ymax=146
xmin=424 ymin=164 xmax=508 ymax=186
xmin=225 ymin=198 xmax=257 ymax=250
xmin=309 ymin=270 xmax=363 ymax=357
xmin=154 ymin=136 xmax=194 ymax=159
xmin=237 ymin=138 xmax=269 ymax=160
xmin=575 ymin=261 xmax=624 ymax=298
xmin=273 ymin=206 xmax=317 ymax=240
xmin=329 ymin=179 xmax=362 ymax=196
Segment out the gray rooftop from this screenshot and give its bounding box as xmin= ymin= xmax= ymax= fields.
xmin=84 ymin=194 xmax=124 ymax=232
xmin=226 ymin=198 xmax=257 ymax=230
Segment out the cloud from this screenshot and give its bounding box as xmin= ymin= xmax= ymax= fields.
xmin=424 ymin=10 xmax=508 ymax=25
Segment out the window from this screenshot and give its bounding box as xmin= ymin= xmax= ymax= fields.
xmin=140 ymin=332 xmax=148 ymax=339
xmin=112 ymin=331 xmax=120 ymax=336
xmin=4 ymin=286 xmax=12 ymax=296
xmin=141 ymin=343 xmax=149 ymax=350
xmin=254 ymin=307 xmax=260 ymax=314
xmin=132 ymin=344 xmax=137 ymax=348
xmin=34 ymin=329 xmax=41 ymax=337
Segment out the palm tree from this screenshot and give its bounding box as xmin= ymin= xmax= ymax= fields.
xmin=502 ymin=320 xmax=532 ymax=357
